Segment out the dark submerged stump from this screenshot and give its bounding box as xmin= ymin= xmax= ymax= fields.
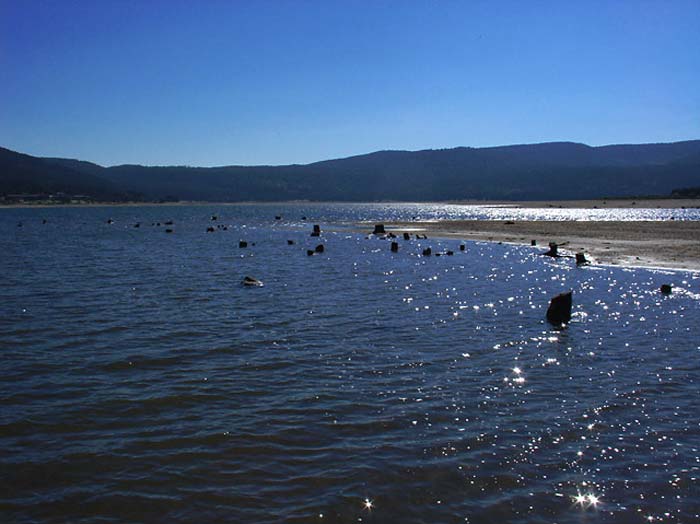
xmin=211 ymin=215 xmax=218 ymax=221
xmin=459 ymin=244 xmax=466 ymax=251
xmin=391 ymin=242 xmax=399 ymax=252
xmin=422 ymin=247 xmax=432 ymax=256
xmin=242 ymin=276 xmax=263 ymax=287
xmin=531 ymin=239 xmax=537 ymax=246
xmin=403 ymin=232 xmax=410 ymax=241
xmin=575 ymin=253 xmax=589 ymax=265
xmin=373 ymin=224 xmax=386 ymax=235
xmin=165 ymin=229 xmax=174 ymax=233
xmin=546 ymin=291 xmax=573 ymax=325
xmin=544 ymin=242 xmax=560 ymax=257
xmin=287 ymin=240 xmax=295 ymax=245
xmin=311 ymin=225 xmax=321 ymax=237
xmin=239 ymin=241 xmax=248 ymax=248
xmin=206 ymin=226 xmax=215 ymax=232
xmin=660 ymin=284 xmax=672 ymax=295
xmin=315 ymin=244 xmax=324 ymax=253
xmin=307 ymin=249 xmax=314 ymax=256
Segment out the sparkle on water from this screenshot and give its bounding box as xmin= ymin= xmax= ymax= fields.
xmin=1 ymin=203 xmax=699 ymax=523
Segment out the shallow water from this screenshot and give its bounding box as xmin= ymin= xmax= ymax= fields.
xmin=1 ymin=204 xmax=699 ymax=523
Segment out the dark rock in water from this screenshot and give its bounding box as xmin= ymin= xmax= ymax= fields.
xmin=391 ymin=241 xmax=399 ymax=252
xmin=107 ymin=219 xmax=114 ymax=224
xmin=133 ymin=223 xmax=140 ymax=228
xmin=42 ymin=219 xmax=47 ymax=224
xmin=211 ymin=215 xmax=218 ymax=221
xmin=242 ymin=276 xmax=263 ymax=287
xmin=301 ymin=216 xmax=307 ymax=220
xmin=446 ymin=250 xmax=454 ymax=256
xmin=387 ymin=232 xmax=396 ymax=239
xmin=17 ymin=222 xmax=22 ymax=227
xmin=531 ymin=239 xmax=537 ymax=246
xmin=660 ymin=284 xmax=672 ymax=295
xmin=206 ymin=226 xmax=215 ymax=232
xmin=575 ymin=253 xmax=589 ymax=265
xmin=435 ymin=253 xmax=442 ymax=257
xmin=315 ymin=244 xmax=325 ymax=253
xmin=239 ymin=241 xmax=248 ymax=248
xmin=307 ymin=249 xmax=314 ymax=256
xmin=460 ymin=244 xmax=466 ymax=251
xmin=546 ymin=291 xmax=572 ymax=325
xmin=275 ymin=215 xmax=281 ymax=220
xmin=544 ymin=242 xmax=560 ymax=257
xmin=287 ymin=240 xmax=295 ymax=245
xmin=311 ymin=224 xmax=321 ymax=237
xmin=164 ymin=220 xmax=173 ymax=225
xmin=403 ymin=232 xmax=410 ymax=241
xmin=373 ymin=224 xmax=386 ymax=235
xmin=422 ymin=247 xmax=432 ymax=256
xmin=165 ymin=229 xmax=174 ymax=233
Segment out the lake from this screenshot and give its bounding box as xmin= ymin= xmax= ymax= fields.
xmin=1 ymin=204 xmax=699 ymax=523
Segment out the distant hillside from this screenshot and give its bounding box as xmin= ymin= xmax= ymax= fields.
xmin=3 ymin=140 xmax=700 ymax=202
xmin=0 ymin=147 xmax=128 ymax=200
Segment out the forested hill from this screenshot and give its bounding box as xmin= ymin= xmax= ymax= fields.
xmin=2 ymin=140 xmax=700 ymax=202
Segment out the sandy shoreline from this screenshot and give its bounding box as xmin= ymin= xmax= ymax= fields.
xmin=384 ymin=220 xmax=700 ymax=272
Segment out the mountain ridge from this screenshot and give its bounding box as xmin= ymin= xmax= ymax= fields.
xmin=2 ymin=140 xmax=699 ymax=202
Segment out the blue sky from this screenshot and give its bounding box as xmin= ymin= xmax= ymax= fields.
xmin=1 ymin=0 xmax=699 ymax=166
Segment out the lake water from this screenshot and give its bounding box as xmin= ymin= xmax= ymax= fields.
xmin=2 ymin=204 xmax=699 ymax=523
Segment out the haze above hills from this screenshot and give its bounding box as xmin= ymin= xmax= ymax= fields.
xmin=2 ymin=140 xmax=699 ymax=202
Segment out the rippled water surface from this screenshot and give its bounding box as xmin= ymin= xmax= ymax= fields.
xmin=2 ymin=204 xmax=699 ymax=523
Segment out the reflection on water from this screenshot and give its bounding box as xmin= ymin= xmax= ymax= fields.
xmin=1 ymin=204 xmax=699 ymax=523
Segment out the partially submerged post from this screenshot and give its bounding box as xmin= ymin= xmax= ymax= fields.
xmin=391 ymin=241 xmax=399 ymax=252
xmin=546 ymin=291 xmax=572 ymax=325
xmin=373 ymin=224 xmax=386 ymax=235
xmin=544 ymin=242 xmax=559 ymax=257
xmin=311 ymin=225 xmax=321 ymax=237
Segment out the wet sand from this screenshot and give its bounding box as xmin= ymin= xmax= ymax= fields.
xmin=385 ymin=220 xmax=700 ymax=272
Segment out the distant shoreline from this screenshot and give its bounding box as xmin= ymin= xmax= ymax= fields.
xmin=2 ymin=197 xmax=699 ymax=209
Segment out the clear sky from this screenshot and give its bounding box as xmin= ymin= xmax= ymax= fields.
xmin=1 ymin=0 xmax=699 ymax=167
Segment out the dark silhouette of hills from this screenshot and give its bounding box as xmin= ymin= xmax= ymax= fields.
xmin=0 ymin=147 xmax=126 ymax=200
xmin=2 ymin=140 xmax=700 ymax=202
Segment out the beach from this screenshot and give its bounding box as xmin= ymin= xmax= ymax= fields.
xmin=385 ymin=220 xmax=699 ymax=271
xmin=385 ymin=199 xmax=700 ymax=272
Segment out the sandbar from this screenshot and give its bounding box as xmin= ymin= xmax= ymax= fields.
xmin=385 ymin=219 xmax=700 ymax=272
